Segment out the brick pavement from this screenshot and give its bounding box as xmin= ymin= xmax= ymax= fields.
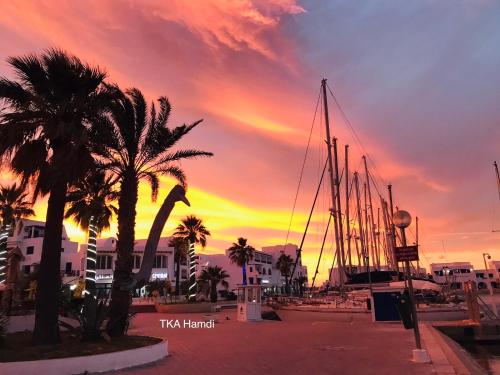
xmin=112 ymin=310 xmax=434 ymax=375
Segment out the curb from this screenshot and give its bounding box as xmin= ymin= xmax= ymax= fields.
xmin=0 ymin=340 xmax=168 ymax=375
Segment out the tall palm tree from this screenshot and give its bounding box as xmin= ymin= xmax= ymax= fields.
xmin=227 ymin=237 xmax=255 ymax=286
xmin=174 ymin=216 xmax=210 ymax=301
xmin=198 ymin=266 xmax=229 ymax=303
xmin=168 ymin=236 xmax=188 ymax=296
xmin=0 ymin=183 xmax=34 ymax=308
xmin=276 ymin=253 xmax=293 ymax=294
xmin=94 ymin=88 xmax=212 ymax=336
xmin=0 ymin=49 xmax=112 ymax=344
xmin=65 ymin=170 xmax=117 ymax=295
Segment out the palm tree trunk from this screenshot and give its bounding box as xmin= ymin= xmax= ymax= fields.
xmin=33 ymin=178 xmax=68 ymax=344
xmin=85 ymin=217 xmax=97 ymax=295
xmin=175 ymin=257 xmax=181 ymax=296
xmin=107 ymin=169 xmax=137 ymax=337
xmin=188 ymin=240 xmax=196 ymax=301
xmin=0 ymin=225 xmax=8 ymax=285
xmin=242 ymin=263 xmax=247 ymax=285
xmin=210 ymin=282 xmax=217 ymax=303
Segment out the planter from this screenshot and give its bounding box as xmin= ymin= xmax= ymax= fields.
xmin=0 ymin=340 xmax=168 ymax=375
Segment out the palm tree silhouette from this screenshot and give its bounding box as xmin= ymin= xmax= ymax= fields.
xmin=0 ymin=183 xmax=34 ymax=309
xmin=0 ymin=49 xmax=113 ymax=344
xmin=65 ymin=170 xmax=117 ymax=295
xmin=198 ymin=266 xmax=229 ymax=303
xmin=94 ymin=87 xmax=212 ymax=336
xmin=174 ymin=216 xmax=210 ymax=301
xmin=168 ymin=236 xmax=189 ymax=296
xmin=227 ymin=237 xmax=255 ymax=285
xmin=276 ymin=254 xmax=294 ymax=294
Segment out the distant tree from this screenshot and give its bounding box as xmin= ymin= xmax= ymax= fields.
xmin=294 ymin=275 xmax=308 ymax=297
xmin=65 ymin=170 xmax=117 ymax=296
xmin=276 ymin=254 xmax=294 ymax=294
xmin=198 ymin=266 xmax=229 ymax=303
xmin=227 ymin=237 xmax=255 ymax=285
xmin=174 ymin=216 xmax=210 ymax=301
xmin=0 ymin=183 xmax=35 ymax=228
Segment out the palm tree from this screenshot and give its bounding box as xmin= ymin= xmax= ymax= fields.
xmin=168 ymin=236 xmax=188 ymax=296
xmin=64 ymin=170 xmax=117 ymax=295
xmin=0 ymin=183 xmax=35 ymax=284
xmin=293 ymin=275 xmax=308 ymax=297
xmin=227 ymin=237 xmax=255 ymax=285
xmin=0 ymin=49 xmax=112 ymax=344
xmin=276 ymin=254 xmax=293 ymax=294
xmin=174 ymin=216 xmax=210 ymax=301
xmin=93 ymin=88 xmax=212 ymax=336
xmin=0 ymin=183 xmax=34 ymax=310
xmin=198 ymin=266 xmax=229 ymax=303
xmin=0 ymin=183 xmax=35 ymax=227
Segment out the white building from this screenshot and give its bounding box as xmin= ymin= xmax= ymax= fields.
xmin=488 ymin=260 xmax=500 ymax=287
xmin=430 ymin=261 xmax=499 ymax=291
xmin=83 ymin=236 xmax=187 ymax=297
xmin=6 ymin=219 xmax=82 ymax=284
xmin=196 ymin=244 xmax=308 ymax=296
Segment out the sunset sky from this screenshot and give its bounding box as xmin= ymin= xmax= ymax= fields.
xmin=1 ymin=1 xmax=499 ymax=281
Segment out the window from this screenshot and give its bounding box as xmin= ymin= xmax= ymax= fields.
xmin=96 ymin=255 xmax=113 ymax=270
xmin=181 ymin=269 xmax=188 ymax=279
xmin=23 ymin=265 xmax=30 ymax=274
xmin=249 ymin=277 xmax=254 ymax=285
xmin=249 ymin=266 xmax=253 ymax=272
xmin=26 ymin=246 xmax=34 ymax=255
xmin=133 ymin=255 xmax=141 ymax=269
xmin=65 ymin=262 xmax=72 ymax=273
xmin=154 ymin=255 xmax=167 ymax=268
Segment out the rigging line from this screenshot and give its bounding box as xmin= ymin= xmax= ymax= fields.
xmin=290 ymin=158 xmax=328 ymax=281
xmin=283 ymin=88 xmax=322 ymax=250
xmin=325 ymin=83 xmax=389 ymax=191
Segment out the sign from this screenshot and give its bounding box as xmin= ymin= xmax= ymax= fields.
xmin=395 ymin=245 xmax=419 ymax=262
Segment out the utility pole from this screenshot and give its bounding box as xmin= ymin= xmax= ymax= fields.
xmin=345 ymin=145 xmax=352 ymax=273
xmin=363 ymin=156 xmax=379 ymax=269
xmin=321 ymin=79 xmax=344 ymax=290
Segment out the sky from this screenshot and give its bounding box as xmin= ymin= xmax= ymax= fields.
xmin=0 ymin=0 xmax=499 ymax=282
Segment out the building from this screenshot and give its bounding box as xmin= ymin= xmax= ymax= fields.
xmin=82 ymin=236 xmax=187 ymax=297
xmin=196 ymin=244 xmax=308 ymax=296
xmin=431 ymin=261 xmax=499 ymax=291
xmin=488 ymin=260 xmax=500 ymax=287
xmin=6 ymin=219 xmax=82 ymax=284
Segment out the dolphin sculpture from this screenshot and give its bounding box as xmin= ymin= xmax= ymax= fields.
xmin=123 ymin=184 xmax=190 ymax=291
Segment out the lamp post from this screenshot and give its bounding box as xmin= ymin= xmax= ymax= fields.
xmin=482 ymin=253 xmax=491 ymax=271
xmin=393 ymin=210 xmax=427 ymax=361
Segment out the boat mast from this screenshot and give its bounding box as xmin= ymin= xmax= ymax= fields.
xmin=333 ymin=138 xmax=346 ymax=277
xmin=345 ymin=145 xmax=352 ymax=273
xmin=494 ymin=161 xmax=500 ymax=201
xmin=363 ymin=156 xmax=379 ymax=269
xmin=321 ymin=79 xmax=344 ymax=289
xmin=354 ymin=172 xmax=366 ymax=268
xmin=415 ymin=216 xmax=419 ymax=276
xmin=388 ymin=184 xmax=399 ymax=273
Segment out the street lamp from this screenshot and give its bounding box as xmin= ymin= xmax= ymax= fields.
xmin=482 ymin=253 xmax=491 ymax=271
xmin=393 ymin=210 xmax=429 ymax=362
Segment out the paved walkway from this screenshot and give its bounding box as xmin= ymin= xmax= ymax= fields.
xmin=117 ymin=310 xmax=433 ymax=375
